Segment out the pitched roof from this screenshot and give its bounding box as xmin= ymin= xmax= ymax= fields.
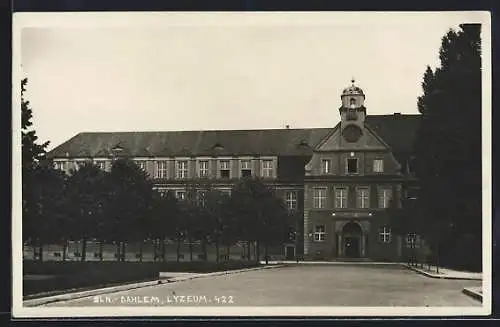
xmin=47 ymin=113 xmax=420 ymax=159
xmin=47 ymin=128 xmax=332 ymax=158
xmin=365 ymin=114 xmax=420 ymax=153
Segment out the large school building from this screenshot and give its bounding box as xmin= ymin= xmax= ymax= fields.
xmin=47 ymin=80 xmax=420 ymax=261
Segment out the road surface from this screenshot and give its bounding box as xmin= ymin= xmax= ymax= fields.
xmin=38 ymin=264 xmax=481 ymax=307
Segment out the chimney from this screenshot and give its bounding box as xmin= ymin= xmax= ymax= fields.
xmin=394 ymin=112 xmax=401 ymax=116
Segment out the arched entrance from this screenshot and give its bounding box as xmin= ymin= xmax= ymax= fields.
xmin=342 ymin=222 xmax=363 ymax=258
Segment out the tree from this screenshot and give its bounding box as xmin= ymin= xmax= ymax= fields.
xmin=107 ymin=158 xmax=154 ymax=261
xmin=21 ymin=78 xmax=50 ymax=173
xmin=230 ymin=178 xmax=289 ymax=263
xmin=413 ymin=24 xmax=482 ymax=270
xmin=65 ymin=162 xmax=111 ymax=261
xmin=23 ymin=164 xmax=67 ymax=261
xmin=150 ymin=191 xmax=180 ymax=262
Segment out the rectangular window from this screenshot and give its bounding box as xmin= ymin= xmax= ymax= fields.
xmin=240 ymin=159 xmax=252 ymax=178
xmin=177 ymin=161 xmax=188 ymax=179
xmin=220 ymin=190 xmax=231 ymax=198
xmin=373 ymin=159 xmax=384 ymax=173
xmin=313 ymin=188 xmax=327 ymax=209
xmin=285 ymin=191 xmax=298 ymax=210
xmin=156 ymin=161 xmax=168 ymax=178
xmin=335 ymin=187 xmax=348 ymax=208
xmin=314 ymin=225 xmax=326 ymax=241
xmin=378 ymin=188 xmax=393 ymax=208
xmin=219 ymin=160 xmax=231 ymax=179
xmin=379 ymin=227 xmax=392 ymax=243
xmin=176 ymin=190 xmax=186 ymax=200
xmin=54 ymin=161 xmax=65 ymax=171
xmin=347 ymin=158 xmax=358 ymax=174
xmin=406 ymin=233 xmax=421 ymax=248
xmin=158 ymin=190 xmax=167 ymax=197
xmin=356 ymin=187 xmax=370 ymax=209
xmin=198 ymin=191 xmax=207 ymax=207
xmin=198 ymin=160 xmax=209 ymax=178
xmin=262 ymin=160 xmax=273 ymax=177
xmin=321 ymin=159 xmax=331 ymax=174
xmin=94 ymin=161 xmax=106 ymax=170
xmin=135 ymin=160 xmax=147 ymax=171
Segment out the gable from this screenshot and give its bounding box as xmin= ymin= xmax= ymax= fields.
xmin=316 ymin=123 xmax=390 ymax=152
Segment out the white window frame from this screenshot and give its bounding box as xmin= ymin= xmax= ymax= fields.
xmin=135 ymin=160 xmax=147 ymax=171
xmin=177 ymin=160 xmax=189 ymax=179
xmin=218 ymin=160 xmax=231 ymax=179
xmin=198 ymin=160 xmax=209 ymax=178
xmin=156 ymin=161 xmax=168 ymax=178
xmin=406 ymin=233 xmax=421 ymax=248
xmin=379 ymin=227 xmax=392 ymax=243
xmin=378 ymin=188 xmax=393 ymax=208
xmin=321 ymin=159 xmax=331 ymax=174
xmin=314 ymin=225 xmax=326 ymax=241
xmin=334 ymin=187 xmax=348 ymax=208
xmin=240 ymin=159 xmax=252 ymax=177
xmin=262 ymin=160 xmax=273 ymax=177
xmin=197 ymin=191 xmax=207 ymax=207
xmin=285 ymin=191 xmax=298 ymax=210
xmin=373 ymin=159 xmax=384 ymax=173
xmin=346 ymin=157 xmax=359 ymax=174
xmin=53 ymin=161 xmax=65 ymax=171
xmin=357 ymin=186 xmax=370 ymax=209
xmin=175 ymin=190 xmax=186 ymax=200
xmin=94 ymin=160 xmax=106 ymax=170
xmin=313 ymin=188 xmax=327 ymax=209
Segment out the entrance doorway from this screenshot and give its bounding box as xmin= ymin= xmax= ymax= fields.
xmin=342 ymin=222 xmax=363 ymax=258
xmin=285 ymin=246 xmax=295 ymax=260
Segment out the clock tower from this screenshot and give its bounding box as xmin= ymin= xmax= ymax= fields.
xmin=339 ymin=79 xmax=366 ymax=143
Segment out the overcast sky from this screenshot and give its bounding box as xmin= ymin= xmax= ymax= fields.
xmin=17 ymin=12 xmax=487 ymax=150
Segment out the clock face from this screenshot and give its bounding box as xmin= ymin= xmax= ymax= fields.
xmin=342 ymin=125 xmax=363 ymax=143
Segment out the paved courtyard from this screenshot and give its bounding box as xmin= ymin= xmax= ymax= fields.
xmin=38 ymin=264 xmax=481 ymax=307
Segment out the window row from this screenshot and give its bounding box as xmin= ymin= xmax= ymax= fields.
xmin=320 ymin=158 xmax=384 ymax=174
xmin=311 ymin=187 xmax=393 ymax=209
xmin=53 ymin=158 xmax=275 ymax=179
xmin=312 ymin=225 xmax=393 ymax=243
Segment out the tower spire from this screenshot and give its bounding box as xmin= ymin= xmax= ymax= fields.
xmin=351 ymin=77 xmax=355 ymax=85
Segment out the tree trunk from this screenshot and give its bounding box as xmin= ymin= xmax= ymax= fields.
xmin=62 ymin=239 xmax=68 ymax=262
xmin=215 ymin=242 xmax=220 ymax=263
xmin=436 ymin=243 xmax=440 ymax=274
xmin=256 ymin=240 xmax=261 ymax=263
xmin=202 ymin=238 xmax=208 ymax=261
xmin=189 ymin=237 xmax=193 ymax=261
xmin=99 ymin=241 xmax=103 ymax=261
xmin=265 ymin=243 xmax=269 ymax=265
xmin=227 ymin=244 xmax=231 ymax=261
xmin=247 ymin=240 xmax=251 ymax=261
xmin=116 ymin=241 xmax=121 ymax=261
xmin=139 ymin=240 xmax=143 ymax=263
xmin=161 ymin=238 xmax=166 ymax=262
xmin=176 ymin=239 xmax=181 ymax=263
xmin=38 ymin=241 xmax=43 ymax=262
xmin=153 ymin=239 xmax=157 ymax=262
xmin=81 ymin=238 xmax=87 ymax=262
xmin=121 ymin=241 xmax=126 ymax=262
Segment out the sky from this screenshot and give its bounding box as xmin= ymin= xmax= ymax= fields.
xmin=16 ymin=12 xmax=487 ymax=150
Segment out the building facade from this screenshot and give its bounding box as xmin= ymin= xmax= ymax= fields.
xmin=47 ymin=81 xmax=420 ymax=261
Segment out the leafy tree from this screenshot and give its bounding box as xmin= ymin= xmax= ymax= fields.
xmin=150 ymin=191 xmax=180 ymax=262
xmin=230 ymin=178 xmax=289 ymax=263
xmin=107 ymin=158 xmax=154 ymax=261
xmin=65 ymin=162 xmax=111 ymax=261
xmin=413 ymin=24 xmax=482 ymax=270
xmin=21 ymin=78 xmax=50 ymax=173
xmin=23 ymin=164 xmax=67 ymax=261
